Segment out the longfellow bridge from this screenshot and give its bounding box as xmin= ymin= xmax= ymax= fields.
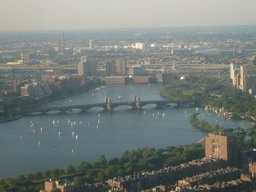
xmin=25 ymin=96 xmax=197 ymax=115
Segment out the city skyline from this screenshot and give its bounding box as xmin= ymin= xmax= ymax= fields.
xmin=1 ymin=0 xmax=256 ymax=31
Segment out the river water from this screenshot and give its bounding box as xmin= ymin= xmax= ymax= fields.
xmin=0 ymin=84 xmax=252 ymax=178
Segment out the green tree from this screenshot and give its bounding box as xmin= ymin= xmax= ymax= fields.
xmin=97 ymin=172 xmax=105 ymax=181
xmin=43 ymin=170 xmax=51 ymax=178
xmin=5 ymin=177 xmax=16 ymax=187
xmin=0 ymin=178 xmax=6 ymax=185
xmin=107 ymin=157 xmax=119 ymax=166
xmin=93 ymin=155 xmax=107 ymax=168
xmin=105 ymin=165 xmax=117 ymax=178
xmin=60 ymin=169 xmax=65 ymax=175
xmin=66 ymin=164 xmax=76 ymax=174
xmin=26 ymin=173 xmax=34 ymax=181
xmin=73 ymin=177 xmax=84 ymax=186
xmin=116 ymin=169 xmax=124 ymax=176
xmin=76 ymin=161 xmax=92 ymax=173
xmin=34 ymin=171 xmax=44 ymax=180
xmin=16 ymin=174 xmax=26 ymax=183
xmin=51 ymin=168 xmax=60 ymax=178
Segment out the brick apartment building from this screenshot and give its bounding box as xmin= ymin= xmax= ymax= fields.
xmin=205 ymin=132 xmax=238 ymax=166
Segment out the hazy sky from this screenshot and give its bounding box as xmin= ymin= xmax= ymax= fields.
xmin=1 ymin=0 xmax=256 ymax=31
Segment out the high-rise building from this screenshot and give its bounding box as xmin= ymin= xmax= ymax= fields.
xmin=62 ymin=33 xmax=65 ymax=54
xmin=78 ymin=56 xmax=97 ymax=77
xmin=105 ymin=60 xmax=115 ymax=76
xmin=89 ymin=40 xmax=93 ymax=49
xmin=230 ymin=63 xmax=241 ymax=86
xmin=240 ymin=65 xmax=256 ymax=92
xmin=115 ymin=58 xmax=127 ymax=75
xmin=205 ymin=132 xmax=238 ymax=166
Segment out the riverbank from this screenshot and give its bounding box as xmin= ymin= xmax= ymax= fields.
xmin=0 ymin=80 xmax=104 ymax=123
xmin=189 ymin=113 xmax=233 ymax=133
xmin=0 ymin=115 xmax=23 ymax=123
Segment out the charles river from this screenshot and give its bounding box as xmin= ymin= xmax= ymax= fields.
xmin=0 ymin=84 xmax=253 ymax=178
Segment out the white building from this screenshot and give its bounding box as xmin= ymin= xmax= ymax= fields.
xmin=230 ymin=63 xmax=241 ymax=86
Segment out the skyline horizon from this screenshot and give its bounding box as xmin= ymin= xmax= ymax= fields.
xmin=1 ymin=0 xmax=256 ymax=32
xmin=1 ymin=23 xmax=256 ymax=33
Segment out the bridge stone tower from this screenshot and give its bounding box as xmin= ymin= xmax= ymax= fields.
xmin=136 ymin=96 xmax=141 ymax=110
xmin=133 ymin=95 xmax=136 ymax=103
xmin=107 ymin=98 xmax=112 ymax=111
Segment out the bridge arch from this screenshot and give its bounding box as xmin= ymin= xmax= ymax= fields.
xmin=66 ymin=108 xmax=82 ymax=113
xmin=86 ymin=106 xmax=106 ymax=112
xmin=112 ymin=105 xmax=133 ymax=111
xmin=45 ymin=110 xmax=64 ymax=115
xmin=141 ymin=103 xmax=158 ymax=109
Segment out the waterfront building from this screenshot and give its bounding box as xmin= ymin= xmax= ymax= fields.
xmin=132 ymin=76 xmax=156 ymax=84
xmin=20 ymin=83 xmax=52 ymax=100
xmin=40 ymin=179 xmax=75 ymax=192
xmin=129 ymin=65 xmax=146 ymax=76
xmin=205 ymin=132 xmax=238 ymax=166
xmin=71 ymin=74 xmax=85 ymax=85
xmin=100 ymin=76 xmax=128 ymax=84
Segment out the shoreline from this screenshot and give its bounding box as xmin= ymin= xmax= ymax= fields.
xmin=0 ymin=82 xmax=103 ymax=123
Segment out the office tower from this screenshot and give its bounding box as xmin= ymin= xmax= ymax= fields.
xmin=78 ymin=56 xmax=97 ymax=77
xmin=62 ymin=33 xmax=65 ymax=54
xmin=240 ymin=65 xmax=256 ymax=92
xmin=105 ymin=60 xmax=115 ymax=76
xmin=205 ymin=132 xmax=238 ymax=166
xmin=115 ymin=58 xmax=127 ymax=75
xmin=89 ymin=40 xmax=93 ymax=49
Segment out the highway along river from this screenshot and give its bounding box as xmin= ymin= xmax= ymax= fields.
xmin=0 ymin=84 xmax=252 ymax=178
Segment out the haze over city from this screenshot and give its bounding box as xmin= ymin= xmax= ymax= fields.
xmin=1 ymin=0 xmax=256 ymax=31
xmin=2 ymin=0 xmax=256 ymax=191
